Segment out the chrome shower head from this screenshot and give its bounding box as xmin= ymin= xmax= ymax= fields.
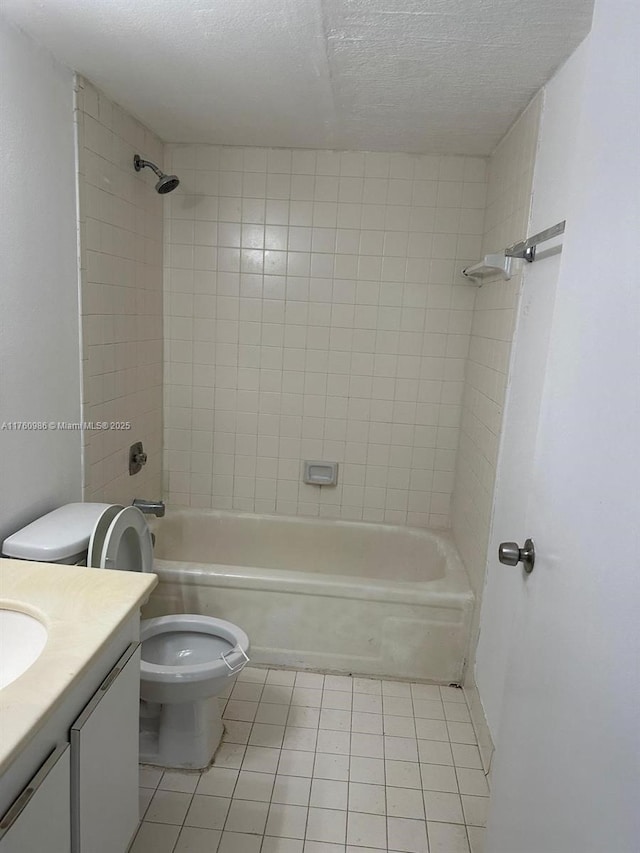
xmin=133 ymin=154 xmax=180 ymax=194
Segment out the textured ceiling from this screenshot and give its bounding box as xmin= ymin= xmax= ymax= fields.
xmin=1 ymin=0 xmax=593 ymax=154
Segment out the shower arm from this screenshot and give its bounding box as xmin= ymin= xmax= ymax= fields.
xmin=133 ymin=154 xmax=163 ymax=179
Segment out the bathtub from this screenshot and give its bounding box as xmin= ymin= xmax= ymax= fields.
xmin=145 ymin=509 xmax=474 ymax=683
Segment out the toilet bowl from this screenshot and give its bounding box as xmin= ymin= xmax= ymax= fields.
xmin=2 ymin=502 xmax=251 ymax=770
xmin=139 ymin=614 xmax=250 ymax=768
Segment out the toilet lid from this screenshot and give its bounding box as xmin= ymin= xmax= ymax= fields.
xmin=87 ymin=504 xmax=124 ymax=567
xmin=99 ymin=506 xmax=153 ymax=573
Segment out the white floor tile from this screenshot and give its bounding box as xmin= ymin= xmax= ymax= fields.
xmin=139 ymin=765 xmax=163 ymax=789
xmin=278 ymin=748 xmax=316 ymax=778
xmin=273 ymin=774 xmax=313 ymax=806
xmin=287 ymin=705 xmax=321 ymax=728
xmin=139 ymin=788 xmax=153 ymax=818
xmin=263 ymin=837 xmax=304 ymax=853
xmin=439 ymin=687 xmax=465 ymax=703
xmin=385 ymin=735 xmax=419 ymax=762
xmin=412 ymin=699 xmax=445 ymax=720
xmin=385 ymin=760 xmax=422 ymax=790
xmin=306 ymin=807 xmax=347 ymax=843
xmin=224 ymin=700 xmax=259 ymax=722
xmin=234 ymin=769 xmax=275 ymax=802
xmin=415 ymin=718 xmax=449 ymax=742
xmin=322 ymin=690 xmax=352 ymax=711
xmin=348 ymin=782 xmax=386 ymax=815
xmin=351 ymin=711 xmax=383 ymax=735
xmin=420 ymin=763 xmax=459 ymax=793
xmin=349 ymin=756 xmax=384 ymax=785
xmin=383 ymin=696 xmax=414 ymax=717
xmin=443 ymin=702 xmax=472 ymax=724
xmin=159 ymin=770 xmax=200 ymax=794
xmin=316 ymin=729 xmax=351 ymax=755
xmin=352 ymin=678 xmax=382 ymax=695
xmin=257 ymin=703 xmax=291 ymax=725
xmin=218 ymin=830 xmax=262 ymax=852
xmin=174 ymin=826 xmax=223 ymax=852
xmin=262 ymin=685 xmax=295 ymax=704
xmin=466 ymin=825 xmax=486 ymax=853
xmin=293 ymin=687 xmax=324 ymax=708
xmin=304 ymin=841 xmax=346 ymax=853
xmin=266 ymin=803 xmax=309 ymax=839
xmin=410 ymin=684 xmax=442 ymax=701
xmin=423 ymin=791 xmax=465 ymax=825
xmin=384 ymin=714 xmax=417 ymax=737
xmin=319 ymin=709 xmax=352 ymax=732
xmin=222 ymin=719 xmax=252 ymax=744
xmin=184 ymin=794 xmax=230 ymax=830
xmin=460 ymin=795 xmax=489 ymax=827
xmin=382 ymin=680 xmax=412 ymax=698
xmin=456 ymin=769 xmax=489 ymax=797
xmin=314 ymin=753 xmax=350 ymax=781
xmin=284 ymin=726 xmax=319 ymax=751
xmin=324 ymin=674 xmax=353 ymax=692
xmin=224 ymin=798 xmax=269 ymax=834
xmin=310 ymin=778 xmax=348 ymax=810
xmin=129 ymin=821 xmax=180 ymax=853
xmin=213 ymin=742 xmax=246 ymax=769
xmin=446 ymin=723 xmax=476 ymax=745
xmin=238 ymin=667 xmax=268 ymax=684
xmin=417 ymin=739 xmax=454 ymax=766
xmin=231 ymin=681 xmax=264 ymax=702
xmin=266 ymin=669 xmax=297 ymax=687
xmin=146 ymin=789 xmax=192 ymax=825
xmin=427 ymin=820 xmax=471 ymax=853
xmin=295 ymin=672 xmax=325 ymax=689
xmin=386 ymin=786 xmax=425 ymax=819
xmin=242 ymin=746 xmax=281 ymax=774
xmin=250 ymin=723 xmax=286 ymax=748
xmin=450 ymin=743 xmax=483 ymax=770
xmin=350 ymin=732 xmax=384 ymax=759
xmin=352 ymin=693 xmax=383 ymax=714
xmin=387 ymin=816 xmax=429 ymax=853
xmin=346 ymin=811 xmax=387 ymax=848
xmin=196 ymin=766 xmax=239 ymax=797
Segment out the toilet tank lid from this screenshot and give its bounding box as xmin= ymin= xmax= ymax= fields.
xmin=2 ymin=502 xmax=113 ymax=562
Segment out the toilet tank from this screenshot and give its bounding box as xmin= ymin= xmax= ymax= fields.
xmin=2 ymin=503 xmax=112 ymax=564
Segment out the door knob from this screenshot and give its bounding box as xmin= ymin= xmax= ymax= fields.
xmin=498 ymin=538 xmax=535 ymax=573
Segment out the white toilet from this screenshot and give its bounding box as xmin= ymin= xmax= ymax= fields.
xmin=2 ymin=502 xmax=250 ymax=770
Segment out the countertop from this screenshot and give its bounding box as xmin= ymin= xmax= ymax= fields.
xmin=0 ymin=559 xmax=157 ymax=773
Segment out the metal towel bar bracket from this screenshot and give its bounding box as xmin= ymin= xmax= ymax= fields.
xmin=505 ymin=220 xmax=566 ymax=263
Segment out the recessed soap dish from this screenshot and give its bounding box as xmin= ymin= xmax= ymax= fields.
xmin=303 ymin=461 xmax=339 ymax=486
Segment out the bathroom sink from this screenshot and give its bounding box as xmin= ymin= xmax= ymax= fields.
xmin=0 ymin=609 xmax=47 ymax=690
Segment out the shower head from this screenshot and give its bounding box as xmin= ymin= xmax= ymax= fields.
xmin=133 ymin=154 xmax=180 ymax=194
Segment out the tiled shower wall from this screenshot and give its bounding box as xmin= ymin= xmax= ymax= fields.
xmin=76 ymin=77 xmax=164 ymax=502
xmin=163 ymin=146 xmax=487 ymax=526
xmin=451 ymin=96 xmax=542 ymax=594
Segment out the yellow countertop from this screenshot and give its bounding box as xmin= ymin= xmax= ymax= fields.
xmin=0 ymin=559 xmax=157 ymax=773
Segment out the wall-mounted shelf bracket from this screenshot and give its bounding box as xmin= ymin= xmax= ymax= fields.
xmin=505 ymin=220 xmax=566 ymax=263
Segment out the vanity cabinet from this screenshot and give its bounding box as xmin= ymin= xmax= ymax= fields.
xmin=0 ymin=642 xmax=141 ymax=853
xmin=0 ymin=744 xmax=71 ymax=853
xmin=71 ymin=642 xmax=141 ymax=853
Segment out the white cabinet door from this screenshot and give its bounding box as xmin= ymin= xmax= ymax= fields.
xmin=71 ymin=643 xmax=140 ymax=853
xmin=0 ymin=744 xmax=71 ymax=853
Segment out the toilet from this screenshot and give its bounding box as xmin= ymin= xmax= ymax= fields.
xmin=2 ymin=502 xmax=250 ymax=770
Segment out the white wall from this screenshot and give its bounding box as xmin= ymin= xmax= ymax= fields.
xmin=0 ymin=17 xmax=82 ymax=541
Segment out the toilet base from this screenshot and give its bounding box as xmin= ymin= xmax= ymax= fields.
xmin=139 ymin=696 xmax=224 ymax=770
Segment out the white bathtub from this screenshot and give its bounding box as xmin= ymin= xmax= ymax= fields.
xmin=145 ymin=509 xmax=474 ymax=683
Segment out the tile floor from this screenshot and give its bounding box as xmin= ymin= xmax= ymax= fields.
xmin=133 ymin=668 xmax=488 ymax=853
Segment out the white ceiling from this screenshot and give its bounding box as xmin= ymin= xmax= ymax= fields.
xmin=1 ymin=0 xmax=593 ymax=155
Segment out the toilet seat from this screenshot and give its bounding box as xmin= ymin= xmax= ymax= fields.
xmin=87 ymin=504 xmax=123 ymax=567
xmin=99 ymin=506 xmax=153 ymax=573
xmin=140 ymin=615 xmax=250 ymax=689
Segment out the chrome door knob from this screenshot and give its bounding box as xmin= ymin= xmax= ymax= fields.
xmin=498 ymin=538 xmax=535 ymax=573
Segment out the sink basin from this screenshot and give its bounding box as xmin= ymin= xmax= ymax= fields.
xmin=0 ymin=609 xmax=48 ymax=690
